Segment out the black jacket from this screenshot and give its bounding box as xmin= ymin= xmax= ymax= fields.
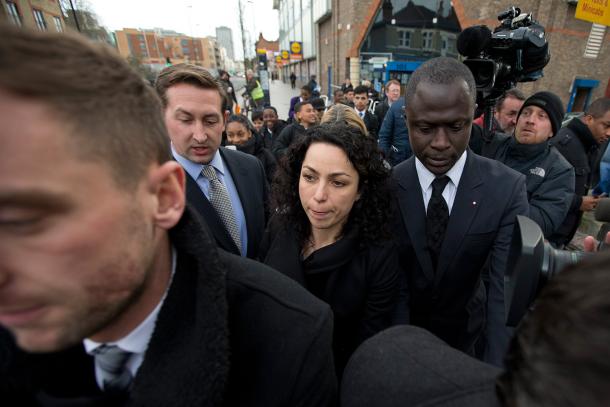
xmin=260 ymin=119 xmax=288 ymax=150
xmin=356 ymin=109 xmax=379 ymax=140
xmin=374 ymin=101 xmax=389 ymax=133
xmin=260 ymin=221 xmax=399 ymax=377
xmin=392 ymin=151 xmax=529 ymax=366
xmin=230 ymin=133 xmax=277 ymax=185
xmin=490 ymin=134 xmax=575 ymax=240
xmin=272 ymin=123 xmax=308 ymax=160
xmin=549 ymin=119 xmax=600 ymax=245
xmin=0 ymin=207 xmax=337 ymax=406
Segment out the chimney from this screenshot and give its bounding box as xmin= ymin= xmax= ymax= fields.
xmin=382 ymin=0 xmax=393 ymax=23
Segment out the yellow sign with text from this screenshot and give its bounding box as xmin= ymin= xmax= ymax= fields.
xmin=575 ymin=0 xmax=610 ymax=26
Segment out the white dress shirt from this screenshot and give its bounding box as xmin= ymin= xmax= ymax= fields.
xmin=415 ymin=150 xmax=467 ymax=214
xmin=84 ymin=247 xmax=177 ymax=389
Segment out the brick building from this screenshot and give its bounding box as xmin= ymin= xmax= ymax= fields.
xmin=1 ymin=0 xmax=64 ymax=32
xmin=255 ymin=33 xmax=281 ymax=76
xmin=114 ymin=28 xmax=224 ymax=73
xmin=313 ymin=0 xmax=609 ymax=110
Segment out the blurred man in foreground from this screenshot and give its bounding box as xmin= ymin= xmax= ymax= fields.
xmin=0 ymin=24 xmax=336 ymax=406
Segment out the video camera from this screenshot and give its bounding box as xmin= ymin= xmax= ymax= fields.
xmin=457 ymin=7 xmax=550 ymax=132
xmin=505 ymin=199 xmax=610 ymax=326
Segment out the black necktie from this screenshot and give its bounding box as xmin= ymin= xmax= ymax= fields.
xmin=426 ymin=176 xmax=450 ymax=270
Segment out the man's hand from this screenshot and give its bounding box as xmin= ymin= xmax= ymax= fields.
xmin=583 ymin=232 xmax=610 ymax=252
xmin=581 ymin=195 xmax=601 ymax=212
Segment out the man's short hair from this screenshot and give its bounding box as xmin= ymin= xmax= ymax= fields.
xmin=498 ymin=251 xmax=610 ymax=407
xmin=263 ymin=106 xmax=278 ymax=115
xmin=301 ymin=85 xmax=313 ymax=94
xmin=495 ymin=88 xmax=526 ymax=111
xmin=586 ymin=97 xmax=610 ymax=118
xmin=294 ymin=101 xmax=312 ymax=114
xmin=251 ymin=109 xmax=264 ymax=121
xmin=155 ymin=63 xmax=225 ymax=111
xmin=0 ymin=23 xmax=170 ymax=189
xmin=353 ymin=85 xmax=369 ymax=96
xmin=334 ymin=89 xmax=344 ymax=97
xmin=385 ymin=79 xmax=401 ymax=89
xmin=405 ymin=57 xmax=477 ymax=106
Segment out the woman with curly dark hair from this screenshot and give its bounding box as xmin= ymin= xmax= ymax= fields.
xmin=259 ymin=122 xmax=399 ymax=377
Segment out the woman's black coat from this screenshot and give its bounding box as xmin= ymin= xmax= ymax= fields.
xmin=259 ymin=220 xmax=400 ymax=376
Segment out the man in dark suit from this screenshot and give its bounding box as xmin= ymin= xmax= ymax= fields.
xmin=156 ymin=64 xmax=268 ymax=259
xmin=0 ymin=24 xmax=336 ymax=405
xmin=392 ymin=57 xmax=529 ymax=366
xmin=353 ymin=85 xmax=379 ymax=140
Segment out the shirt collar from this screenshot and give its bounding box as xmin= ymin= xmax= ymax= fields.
xmin=415 ymin=150 xmax=468 ymax=191
xmin=171 ymin=144 xmax=225 ymax=180
xmin=83 ymin=247 xmax=177 ymax=355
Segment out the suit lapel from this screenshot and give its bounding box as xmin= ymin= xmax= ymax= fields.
xmin=185 ymin=171 xmax=240 ymax=255
xmin=395 ymin=158 xmax=435 ymax=281
xmin=434 ymin=151 xmax=483 ymax=286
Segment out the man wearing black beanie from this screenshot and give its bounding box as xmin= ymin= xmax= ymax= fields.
xmin=486 ymin=91 xmax=575 ymax=243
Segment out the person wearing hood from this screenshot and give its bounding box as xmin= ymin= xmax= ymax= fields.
xmin=487 ymin=91 xmax=575 ymax=242
xmin=226 ymin=114 xmax=277 ymax=184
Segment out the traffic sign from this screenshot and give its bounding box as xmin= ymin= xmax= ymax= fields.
xmin=576 ymin=0 xmax=610 ymax=26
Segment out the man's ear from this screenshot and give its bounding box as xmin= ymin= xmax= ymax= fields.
xmin=147 ymin=161 xmax=186 ymax=230
xmin=583 ymin=114 xmax=594 ymax=127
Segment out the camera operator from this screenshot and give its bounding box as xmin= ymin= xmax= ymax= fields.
xmin=550 ymin=97 xmax=610 ymax=248
xmin=341 ymin=249 xmax=610 ymax=407
xmin=474 ymin=89 xmax=526 ymax=135
xmin=485 ymin=92 xmax=575 ymax=243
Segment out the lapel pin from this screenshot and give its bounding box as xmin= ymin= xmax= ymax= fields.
xmin=472 ymin=201 xmax=477 ymax=206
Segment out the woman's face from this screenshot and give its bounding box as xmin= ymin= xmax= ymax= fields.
xmin=226 ymin=121 xmax=252 ymax=146
xmin=299 ymin=142 xmax=360 ymax=238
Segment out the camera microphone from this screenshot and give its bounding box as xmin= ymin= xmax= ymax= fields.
xmin=456 ymin=25 xmax=492 ymax=57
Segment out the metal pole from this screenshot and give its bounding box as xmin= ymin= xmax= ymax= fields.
xmin=238 ymin=0 xmax=249 ymax=70
xmin=68 ymin=0 xmax=81 ymax=32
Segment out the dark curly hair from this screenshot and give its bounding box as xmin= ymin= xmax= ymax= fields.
xmin=271 ymin=122 xmax=392 ymax=247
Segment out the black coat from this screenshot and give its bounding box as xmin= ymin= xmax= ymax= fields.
xmin=261 ymin=120 xmax=288 ymax=150
xmin=272 ymin=123 xmax=308 ymax=160
xmin=392 ymin=151 xmax=529 ymax=366
xmin=185 ymin=147 xmax=268 ymax=259
xmin=373 ymin=101 xmax=389 ymax=133
xmin=230 ymin=133 xmax=277 ymax=185
xmin=356 ymin=110 xmax=379 ymax=140
xmin=550 ymin=118 xmax=601 ymax=245
xmin=0 ymin=207 xmax=337 ymax=406
xmin=259 ymin=221 xmax=399 ymax=376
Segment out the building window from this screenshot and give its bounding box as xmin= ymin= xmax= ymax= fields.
xmin=53 ymin=16 xmax=63 ymax=32
xmin=5 ymin=1 xmax=22 ymax=26
xmin=32 ymin=9 xmax=47 ymax=31
xmin=422 ymin=31 xmax=433 ymax=49
xmin=397 ymin=29 xmax=410 ymax=48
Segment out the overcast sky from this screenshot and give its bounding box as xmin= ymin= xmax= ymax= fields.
xmin=86 ymin=0 xmax=279 ymax=60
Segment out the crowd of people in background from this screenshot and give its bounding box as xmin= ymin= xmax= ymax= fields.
xmin=2 ymin=22 xmax=610 ymax=407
